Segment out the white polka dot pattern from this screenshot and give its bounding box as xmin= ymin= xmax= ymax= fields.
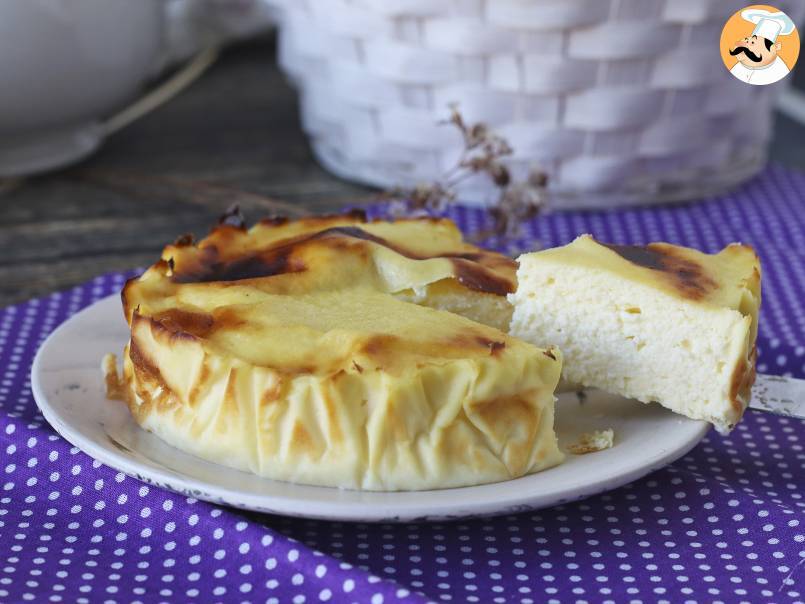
xmin=1 ymin=167 xmax=804 ymax=603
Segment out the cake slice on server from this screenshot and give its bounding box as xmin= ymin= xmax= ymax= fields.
xmin=508 ymin=235 xmax=761 ymax=433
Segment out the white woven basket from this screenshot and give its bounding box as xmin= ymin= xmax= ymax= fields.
xmin=274 ymin=0 xmax=804 ymax=208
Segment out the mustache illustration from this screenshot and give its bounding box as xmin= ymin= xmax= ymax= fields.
xmin=730 ymin=45 xmax=763 ymax=62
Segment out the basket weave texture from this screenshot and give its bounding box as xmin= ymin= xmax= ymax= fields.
xmin=276 ymin=0 xmax=804 ymax=208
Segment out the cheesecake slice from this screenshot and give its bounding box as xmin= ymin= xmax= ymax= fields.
xmin=509 ymin=235 xmax=761 ymax=433
xmin=116 ymin=286 xmax=563 ymax=491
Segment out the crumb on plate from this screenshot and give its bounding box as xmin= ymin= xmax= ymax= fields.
xmin=102 ymin=353 xmax=125 ymax=401
xmin=567 ymin=429 xmax=615 ymax=455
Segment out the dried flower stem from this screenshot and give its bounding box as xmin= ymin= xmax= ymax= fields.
xmin=383 ymin=105 xmax=548 ymax=241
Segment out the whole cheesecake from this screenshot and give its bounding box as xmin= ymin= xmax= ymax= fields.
xmin=110 ymin=213 xmax=564 ymax=490
xmin=509 ymin=235 xmax=761 ymax=433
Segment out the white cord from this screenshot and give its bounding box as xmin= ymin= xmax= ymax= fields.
xmin=102 ymin=46 xmax=220 ymax=136
xmin=777 ymin=87 xmax=805 ymax=125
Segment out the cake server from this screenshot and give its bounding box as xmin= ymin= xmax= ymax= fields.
xmin=751 ymin=373 xmax=805 ymax=419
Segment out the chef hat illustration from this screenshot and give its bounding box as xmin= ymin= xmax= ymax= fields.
xmin=741 ymin=8 xmax=796 ymax=42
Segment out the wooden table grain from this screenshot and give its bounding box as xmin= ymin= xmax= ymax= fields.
xmin=2 ymin=35 xmax=804 ymax=308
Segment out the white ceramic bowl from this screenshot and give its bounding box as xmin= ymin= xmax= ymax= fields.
xmin=0 ymin=0 xmax=164 ymax=177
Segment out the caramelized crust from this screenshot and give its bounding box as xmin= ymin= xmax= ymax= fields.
xmin=602 ymin=242 xmax=719 ymax=301
xmin=541 ymin=235 xmax=761 ymax=313
xmin=122 ymin=214 xmax=518 ymax=332
xmin=169 ymin=224 xmax=516 ymax=296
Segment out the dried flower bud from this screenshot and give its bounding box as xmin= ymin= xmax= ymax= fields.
xmin=467 ymin=123 xmax=488 ymax=147
xmin=461 ymin=156 xmax=488 ymax=173
xmin=529 ymin=169 xmax=548 ymax=188
xmin=490 ymin=163 xmax=510 ymax=187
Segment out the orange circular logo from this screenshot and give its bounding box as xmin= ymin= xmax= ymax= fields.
xmin=720 ymin=4 xmax=800 ymax=85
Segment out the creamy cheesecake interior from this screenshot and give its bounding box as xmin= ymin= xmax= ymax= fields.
xmin=509 ymin=235 xmax=761 ymax=433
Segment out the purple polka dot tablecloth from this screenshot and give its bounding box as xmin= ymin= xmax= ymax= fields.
xmin=2 ymin=165 xmax=804 ymax=604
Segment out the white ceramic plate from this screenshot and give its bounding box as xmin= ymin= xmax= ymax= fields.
xmin=32 ymin=295 xmax=710 ymax=522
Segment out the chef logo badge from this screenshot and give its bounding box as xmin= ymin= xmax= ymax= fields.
xmin=720 ymin=5 xmax=800 ymax=85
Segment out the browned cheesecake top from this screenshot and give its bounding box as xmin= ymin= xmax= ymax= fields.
xmin=123 ymin=212 xmax=517 ymax=323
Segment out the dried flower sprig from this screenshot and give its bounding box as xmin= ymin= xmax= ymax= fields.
xmin=383 ymin=105 xmax=548 ymax=241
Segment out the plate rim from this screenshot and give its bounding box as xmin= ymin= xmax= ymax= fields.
xmin=32 ymin=294 xmax=711 ymax=522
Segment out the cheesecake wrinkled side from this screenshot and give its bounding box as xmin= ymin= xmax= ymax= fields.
xmin=509 ymin=234 xmax=761 ymax=433
xmin=115 ymin=287 xmax=564 ymax=490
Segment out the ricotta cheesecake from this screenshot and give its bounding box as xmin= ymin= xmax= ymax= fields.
xmin=110 ymin=214 xmax=565 ymax=490
xmin=509 ymin=235 xmax=761 ymax=433
xmin=114 ymin=286 xmax=563 ymax=490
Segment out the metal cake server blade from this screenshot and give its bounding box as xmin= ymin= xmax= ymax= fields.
xmin=751 ymin=373 xmax=805 ymax=419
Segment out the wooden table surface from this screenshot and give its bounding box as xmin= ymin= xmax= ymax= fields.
xmin=2 ymin=35 xmax=804 ymax=308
